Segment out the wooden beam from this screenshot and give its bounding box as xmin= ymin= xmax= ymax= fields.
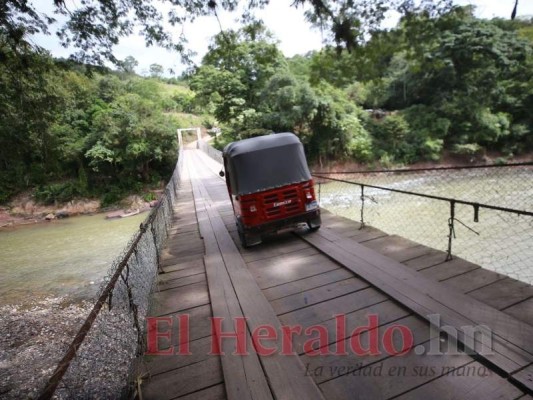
xmin=298 ymin=227 xmax=533 ymax=390
xmin=189 ymin=152 xmax=325 ymax=400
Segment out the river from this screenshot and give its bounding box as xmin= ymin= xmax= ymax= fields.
xmin=318 ymin=165 xmax=533 ymax=284
xmin=0 ymin=212 xmax=146 ymax=307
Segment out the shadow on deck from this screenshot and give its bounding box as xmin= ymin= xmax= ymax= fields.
xmin=136 ymin=149 xmax=533 ymax=400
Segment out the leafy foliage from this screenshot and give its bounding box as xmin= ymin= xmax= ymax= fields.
xmin=0 ymin=0 xmax=467 ymax=66
xmin=0 ymin=36 xmax=183 ymax=202
xmin=188 ymin=8 xmax=532 ymax=166
xmin=1 ymin=5 xmax=532 ymax=204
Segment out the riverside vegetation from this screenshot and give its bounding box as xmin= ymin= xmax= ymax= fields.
xmin=1 ymin=5 xmax=532 ymax=211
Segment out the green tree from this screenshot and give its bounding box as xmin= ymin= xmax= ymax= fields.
xmin=120 ymin=56 xmax=139 ymax=74
xmin=85 ymin=93 xmax=177 ymax=182
xmin=190 ymin=23 xmax=286 ymax=124
xmin=2 ymin=0 xmax=465 ymax=66
xmin=149 ymin=63 xmax=164 ymax=78
xmin=258 ymin=72 xmax=318 ymax=135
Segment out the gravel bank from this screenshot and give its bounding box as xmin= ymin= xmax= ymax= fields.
xmin=0 ymin=297 xmax=91 ymax=399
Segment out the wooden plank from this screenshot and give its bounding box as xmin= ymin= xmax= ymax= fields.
xmin=270 ymin=277 xmax=369 ymax=315
xmin=403 ymin=249 xmax=448 ymax=271
xmin=141 ymin=336 xmax=213 ymax=376
xmin=141 ymin=356 xmax=223 ymax=400
xmin=161 ymin=258 xmax=204 ymax=274
xmin=298 ymin=227 xmax=533 ymax=375
xmin=168 ymin=222 xmax=199 ymax=234
xmin=164 ymin=232 xmax=203 ymax=243
xmin=157 ymin=272 xmax=206 ymax=292
xmin=164 ymin=239 xmax=204 ymax=251
xmin=317 ymin=217 xmax=362 ymax=236
xmin=178 ymin=384 xmax=226 ymax=400
xmin=160 ymin=253 xmax=205 ymax=268
xmin=279 ymin=288 xmax=387 ymax=328
xmin=241 ymin=236 xmax=312 ymax=263
xmin=347 ymin=227 xmax=388 ymax=242
xmin=151 ymin=282 xmax=210 ymax=316
xmin=386 ymin=245 xmax=434 ymax=263
xmin=157 ymin=263 xmax=204 ymax=281
xmin=441 ymin=268 xmax=507 ymax=293
xmin=418 ymin=257 xmax=480 ymax=282
xmin=503 ymin=297 xmax=533 ymax=326
xmin=263 ymin=268 xmax=354 ymax=301
xmin=302 ymin=315 xmax=433 ymax=384
xmin=312 ymin=227 xmax=533 ymax=354
xmin=362 ymin=235 xmax=420 ymax=255
xmin=204 ymin=250 xmax=273 ymax=400
xmin=318 ymin=341 xmax=473 ymax=400
xmin=511 ymin=364 xmax=533 ymax=393
xmin=166 ymin=229 xmax=202 ymax=241
xmin=290 ymin=300 xmax=411 ymax=355
xmin=191 ymin=162 xmax=273 ymax=400
xmin=319 ymin=210 xmax=360 ymax=229
xmin=165 ymin=304 xmax=212 ymax=345
xmin=247 ymin=251 xmax=337 ymax=289
xmin=190 ymin=159 xmax=325 ymax=400
xmin=164 ymin=241 xmax=204 ymax=257
xmin=469 ymin=279 xmax=533 ymax=311
xmin=396 ymin=361 xmax=525 ymax=400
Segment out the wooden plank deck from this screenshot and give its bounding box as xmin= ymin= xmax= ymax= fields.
xmin=137 ymin=149 xmax=533 ymax=400
xmin=138 ymin=161 xmax=225 ymax=400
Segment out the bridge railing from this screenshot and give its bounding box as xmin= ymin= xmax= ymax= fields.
xmin=197 ymin=139 xmax=533 ymax=285
xmin=314 ymin=164 xmax=533 ymax=285
xmin=38 ymin=147 xmax=184 ymax=399
xmin=198 ymin=137 xmax=223 ymax=164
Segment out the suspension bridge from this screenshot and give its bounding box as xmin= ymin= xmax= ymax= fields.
xmin=37 ymin=137 xmax=533 ymax=400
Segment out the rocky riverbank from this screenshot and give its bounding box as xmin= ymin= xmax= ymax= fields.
xmin=0 ymin=192 xmax=161 ymax=228
xmin=0 ymin=297 xmax=92 ymax=399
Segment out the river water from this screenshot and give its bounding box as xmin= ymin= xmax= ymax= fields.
xmin=0 ymin=213 xmax=146 ymax=307
xmin=318 ymin=166 xmax=533 ymax=284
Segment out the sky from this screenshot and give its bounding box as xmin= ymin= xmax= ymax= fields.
xmin=31 ymin=0 xmax=533 ymax=76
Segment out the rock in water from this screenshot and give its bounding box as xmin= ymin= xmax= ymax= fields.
xmin=55 ymin=211 xmax=69 ymax=219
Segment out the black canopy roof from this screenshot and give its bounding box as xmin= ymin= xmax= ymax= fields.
xmin=223 ymin=133 xmax=312 ymax=195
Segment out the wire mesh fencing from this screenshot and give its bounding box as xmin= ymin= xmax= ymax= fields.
xmin=198 ymin=138 xmax=223 ymax=164
xmin=37 ymin=148 xmax=184 ymax=399
xmin=197 ymin=138 xmax=533 ymax=284
xmin=314 ymin=163 xmax=533 ymax=285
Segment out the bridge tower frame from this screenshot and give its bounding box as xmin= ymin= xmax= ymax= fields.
xmin=177 ymin=127 xmax=202 ymax=148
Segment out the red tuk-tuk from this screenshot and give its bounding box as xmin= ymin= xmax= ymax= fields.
xmin=221 ymin=132 xmax=321 ymax=247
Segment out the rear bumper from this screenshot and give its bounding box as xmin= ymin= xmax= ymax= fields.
xmin=242 ymin=209 xmax=321 ymax=234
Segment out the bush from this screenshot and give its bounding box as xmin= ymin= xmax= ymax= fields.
xmin=452 ymin=143 xmax=483 ymax=156
xmin=143 ymin=192 xmax=157 ymax=202
xmin=475 ymin=110 xmax=511 ymax=143
xmin=34 ymin=181 xmax=84 ymax=204
xmin=422 ymin=138 xmax=444 ymax=161
xmin=202 ymin=115 xmax=217 ymax=129
xmin=341 ymin=115 xmax=373 ymax=162
xmin=100 ymin=187 xmax=123 ymax=207
xmin=401 ymin=105 xmax=450 ymax=161
xmin=367 ymin=114 xmax=413 ymax=163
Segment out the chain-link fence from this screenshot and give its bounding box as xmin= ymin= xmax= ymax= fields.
xmin=37 ymin=148 xmax=184 ymax=399
xmin=197 ymin=139 xmax=533 ymax=284
xmin=198 ymin=138 xmax=223 ymax=164
xmin=314 ymin=164 xmax=533 ymax=285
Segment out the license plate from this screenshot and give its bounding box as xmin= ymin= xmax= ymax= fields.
xmin=306 ymin=200 xmax=318 ymax=211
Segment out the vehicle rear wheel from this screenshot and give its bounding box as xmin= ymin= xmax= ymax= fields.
xmin=236 ymin=218 xmax=261 ymax=247
xmin=238 ymin=229 xmax=251 ymax=248
xmin=307 ymin=216 xmax=322 ymax=232
xmin=307 ymin=223 xmax=321 ymax=232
